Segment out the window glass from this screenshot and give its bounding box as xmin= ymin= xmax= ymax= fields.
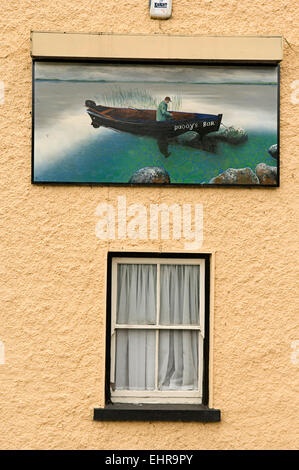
xmin=160 ymin=264 xmax=200 ymax=325
xmin=116 ymin=264 xmax=157 ymax=324
xmin=115 ymin=329 xmax=156 ymax=390
xmin=158 ymin=330 xmax=198 ymax=390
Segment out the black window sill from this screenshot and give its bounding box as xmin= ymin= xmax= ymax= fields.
xmin=94 ymin=404 xmax=221 ymax=422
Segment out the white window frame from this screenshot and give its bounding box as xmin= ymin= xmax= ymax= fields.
xmin=110 ymin=257 xmax=206 ymax=404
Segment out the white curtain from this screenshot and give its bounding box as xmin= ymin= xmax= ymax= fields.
xmin=115 ymin=330 xmax=156 ymax=390
xmin=160 ymin=264 xmax=200 ymax=325
xmin=117 ymin=264 xmax=156 ymax=324
xmin=114 ymin=263 xmax=200 ymax=391
xmin=159 ymin=265 xmax=200 ymax=390
xmin=115 ymin=264 xmax=156 ymax=390
xmin=158 ymin=330 xmax=198 ymax=390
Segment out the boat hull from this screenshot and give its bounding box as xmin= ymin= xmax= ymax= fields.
xmin=85 ymin=103 xmax=222 ymax=139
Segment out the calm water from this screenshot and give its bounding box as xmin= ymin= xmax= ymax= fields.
xmin=34 ymin=81 xmax=278 ymax=184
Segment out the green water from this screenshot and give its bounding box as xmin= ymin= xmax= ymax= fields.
xmin=35 ymin=129 xmax=276 ymax=184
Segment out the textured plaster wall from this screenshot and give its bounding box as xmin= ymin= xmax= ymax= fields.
xmin=0 ymin=0 xmax=298 ymax=450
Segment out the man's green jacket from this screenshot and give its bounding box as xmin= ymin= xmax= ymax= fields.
xmin=156 ymin=100 xmax=172 ymax=121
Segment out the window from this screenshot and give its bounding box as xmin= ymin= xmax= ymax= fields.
xmin=108 ymin=255 xmax=207 ymax=405
xmin=94 ymin=252 xmax=220 ymax=421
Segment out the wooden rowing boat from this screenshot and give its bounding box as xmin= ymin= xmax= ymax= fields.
xmin=85 ymin=100 xmax=222 ymax=139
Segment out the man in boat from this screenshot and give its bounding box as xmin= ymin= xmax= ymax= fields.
xmin=156 ymin=97 xmax=173 ymax=121
xmin=156 ymin=97 xmax=173 ymax=158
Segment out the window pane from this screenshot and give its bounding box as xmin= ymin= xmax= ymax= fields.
xmin=158 ymin=330 xmax=198 ymax=390
xmin=115 ymin=330 xmax=156 ymax=390
xmin=117 ymin=264 xmax=157 ymax=324
xmin=160 ymin=265 xmax=200 ymax=325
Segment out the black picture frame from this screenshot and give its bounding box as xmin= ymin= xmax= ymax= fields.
xmin=31 ymin=58 xmax=280 ymax=188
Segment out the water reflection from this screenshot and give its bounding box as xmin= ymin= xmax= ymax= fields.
xmin=157 ymin=138 xmax=171 ymax=158
xmin=156 ymin=134 xmax=219 ymax=158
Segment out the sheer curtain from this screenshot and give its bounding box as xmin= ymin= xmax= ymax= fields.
xmin=158 ymin=265 xmax=200 ymax=390
xmin=117 ymin=264 xmax=156 ymax=324
xmin=159 ymin=264 xmax=200 ymax=325
xmin=115 ymin=330 xmax=156 ymax=390
xmin=115 ymin=264 xmax=156 ymax=390
xmin=114 ymin=263 xmax=200 ymax=392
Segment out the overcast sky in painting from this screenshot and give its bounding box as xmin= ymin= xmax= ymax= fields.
xmin=35 ymin=62 xmax=278 ymax=83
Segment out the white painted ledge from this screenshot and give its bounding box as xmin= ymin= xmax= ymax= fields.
xmin=31 ymin=32 xmax=283 ymax=62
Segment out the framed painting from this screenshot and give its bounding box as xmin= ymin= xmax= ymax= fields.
xmin=32 ymin=60 xmax=279 ymax=186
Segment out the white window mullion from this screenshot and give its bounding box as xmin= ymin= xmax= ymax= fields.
xmin=110 ymin=260 xmax=118 ymax=383
xmin=200 ymin=261 xmax=205 ymax=336
xmin=110 ymin=332 xmax=116 ymax=384
xmin=114 ymin=324 xmax=201 ymax=330
xmin=155 ymin=330 xmax=159 ymax=391
xmin=197 ymin=332 xmax=204 ymax=396
xmin=154 ymin=262 xmax=160 ymax=391
xmin=156 ymin=262 xmax=160 ymax=325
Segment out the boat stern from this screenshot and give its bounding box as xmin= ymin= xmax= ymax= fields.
xmin=217 ymin=114 xmax=223 ymax=131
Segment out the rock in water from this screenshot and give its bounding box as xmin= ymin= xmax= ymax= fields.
xmin=176 ymin=131 xmax=199 ymax=145
xmin=268 ymin=144 xmax=278 ymax=159
xmin=129 ymin=167 xmax=170 ymax=184
xmin=175 ymin=131 xmax=217 ymax=152
xmin=255 ymin=163 xmax=277 ymax=185
xmin=204 ymin=126 xmax=248 ymax=145
xmin=209 ymin=167 xmax=259 ymax=185
xmin=224 ymin=127 xmax=248 ymax=144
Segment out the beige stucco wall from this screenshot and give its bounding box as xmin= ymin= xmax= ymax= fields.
xmin=0 ymin=0 xmax=298 ymax=450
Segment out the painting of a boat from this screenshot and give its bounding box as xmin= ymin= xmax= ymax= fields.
xmin=32 ymin=61 xmax=278 ymax=185
xmin=85 ymin=100 xmax=222 ymax=139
